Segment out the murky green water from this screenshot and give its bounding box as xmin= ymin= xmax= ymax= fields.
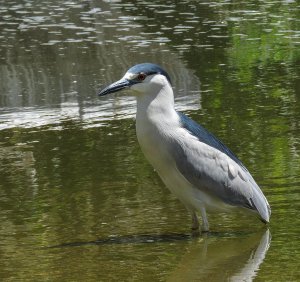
xmin=0 ymin=0 xmax=299 ymax=281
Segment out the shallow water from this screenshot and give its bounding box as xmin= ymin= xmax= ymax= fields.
xmin=0 ymin=0 xmax=299 ymax=281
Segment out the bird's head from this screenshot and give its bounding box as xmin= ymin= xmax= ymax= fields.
xmin=98 ymin=63 xmax=171 ymax=97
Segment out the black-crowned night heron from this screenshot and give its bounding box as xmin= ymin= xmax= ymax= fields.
xmin=98 ymin=63 xmax=271 ymax=232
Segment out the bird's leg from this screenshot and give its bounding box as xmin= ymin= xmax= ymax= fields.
xmin=200 ymin=207 xmax=209 ymax=232
xmin=191 ymin=211 xmax=199 ymax=230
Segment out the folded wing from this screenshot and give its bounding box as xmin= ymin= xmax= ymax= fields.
xmin=173 ymin=112 xmax=271 ymax=222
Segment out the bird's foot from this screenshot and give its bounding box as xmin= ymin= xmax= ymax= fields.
xmin=201 ymin=225 xmax=210 ymax=233
xmin=191 ymin=227 xmax=201 ymax=237
xmin=200 ymin=225 xmax=210 ymax=238
xmin=200 ymin=228 xmax=210 ymax=235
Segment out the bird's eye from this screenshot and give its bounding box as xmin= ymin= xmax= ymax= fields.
xmin=137 ymin=73 xmax=146 ymax=81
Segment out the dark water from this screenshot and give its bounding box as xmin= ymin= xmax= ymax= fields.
xmin=0 ymin=0 xmax=299 ymax=281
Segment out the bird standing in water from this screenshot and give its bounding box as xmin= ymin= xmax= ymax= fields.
xmin=98 ymin=63 xmax=271 ymax=232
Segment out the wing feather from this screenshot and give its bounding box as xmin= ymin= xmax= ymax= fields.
xmin=172 ymin=112 xmax=271 ymax=222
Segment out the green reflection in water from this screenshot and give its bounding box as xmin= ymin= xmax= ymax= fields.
xmin=0 ymin=0 xmax=300 ymax=281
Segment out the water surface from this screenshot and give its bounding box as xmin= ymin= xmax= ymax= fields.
xmin=0 ymin=0 xmax=299 ymax=281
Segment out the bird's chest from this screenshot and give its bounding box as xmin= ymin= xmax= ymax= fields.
xmin=136 ymin=116 xmax=202 ymax=209
xmin=136 ymin=116 xmax=174 ymax=171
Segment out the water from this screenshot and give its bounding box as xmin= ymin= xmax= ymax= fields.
xmin=0 ymin=0 xmax=299 ymax=281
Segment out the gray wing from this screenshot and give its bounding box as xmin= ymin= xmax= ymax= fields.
xmin=174 ymin=112 xmax=271 ymax=222
xmin=177 ymin=112 xmax=247 ymax=171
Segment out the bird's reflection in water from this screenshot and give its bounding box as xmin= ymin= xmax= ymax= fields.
xmin=167 ymin=229 xmax=271 ymax=282
xmin=48 ymin=229 xmax=270 ymax=281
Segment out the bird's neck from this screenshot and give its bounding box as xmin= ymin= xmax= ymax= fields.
xmin=136 ymin=83 xmax=177 ymax=124
xmin=135 ymin=83 xmax=179 ymax=172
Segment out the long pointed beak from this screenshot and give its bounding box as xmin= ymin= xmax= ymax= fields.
xmin=98 ymin=78 xmax=133 ymax=96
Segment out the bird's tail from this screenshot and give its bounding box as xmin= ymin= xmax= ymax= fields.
xmin=251 ymin=186 xmax=271 ymax=223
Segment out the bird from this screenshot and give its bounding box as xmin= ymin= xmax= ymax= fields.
xmin=98 ymin=63 xmax=271 ymax=232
